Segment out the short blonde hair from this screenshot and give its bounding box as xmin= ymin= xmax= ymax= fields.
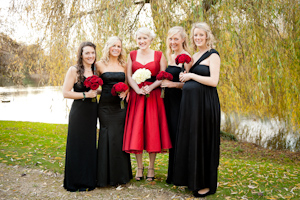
xmin=190 ymin=22 xmax=216 ymax=51
xmin=100 ymin=36 xmax=126 ymax=67
xmin=166 ymin=26 xmax=190 ymax=61
xmin=135 ymin=27 xmax=156 ymax=41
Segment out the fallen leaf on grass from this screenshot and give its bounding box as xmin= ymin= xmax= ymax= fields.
xmin=248 ymin=185 xmax=257 ymax=189
xmin=116 ymin=185 xmax=123 ymax=190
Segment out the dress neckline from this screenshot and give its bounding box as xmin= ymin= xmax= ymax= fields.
xmin=134 ymin=50 xmax=156 ymax=66
xmin=135 ymin=61 xmax=155 ymax=66
xmin=101 ymin=71 xmax=125 ymax=75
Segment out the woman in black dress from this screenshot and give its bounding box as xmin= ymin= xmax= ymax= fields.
xmin=62 ymin=42 xmax=98 ymax=192
xmin=173 ymin=22 xmax=221 ymax=198
xmin=162 ymin=26 xmax=191 ymax=184
xmin=95 ymin=36 xmax=132 ymax=187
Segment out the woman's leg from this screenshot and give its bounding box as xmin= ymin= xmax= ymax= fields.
xmin=135 ymin=153 xmax=144 ymax=180
xmin=147 ymin=153 xmax=156 ymax=180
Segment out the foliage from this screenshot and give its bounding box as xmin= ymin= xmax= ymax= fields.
xmin=0 ymin=33 xmax=48 ymax=86
xmin=2 ymin=0 xmax=300 ymax=134
xmin=212 ymin=0 xmax=300 ymax=130
xmin=0 ymin=121 xmax=299 ymax=199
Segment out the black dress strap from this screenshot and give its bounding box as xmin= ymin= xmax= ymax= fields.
xmin=192 ymin=49 xmax=220 ymax=67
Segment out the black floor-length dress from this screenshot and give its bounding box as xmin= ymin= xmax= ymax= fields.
xmin=97 ymin=72 xmax=132 ymax=187
xmin=163 ymin=65 xmax=182 ymax=184
xmin=173 ymin=49 xmax=221 ymax=194
xmin=64 ymin=79 xmax=98 ymax=192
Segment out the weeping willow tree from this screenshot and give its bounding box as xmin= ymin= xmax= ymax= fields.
xmin=5 ymin=0 xmax=300 ymax=134
xmin=208 ymin=0 xmax=300 ymax=131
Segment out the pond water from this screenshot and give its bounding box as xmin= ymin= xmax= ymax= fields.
xmin=0 ymin=86 xmax=298 ymax=151
xmin=0 ymin=86 xmax=72 ymax=124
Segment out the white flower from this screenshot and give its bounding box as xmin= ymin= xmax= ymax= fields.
xmin=132 ymin=68 xmax=151 ymax=84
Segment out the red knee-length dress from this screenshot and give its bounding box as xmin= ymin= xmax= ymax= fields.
xmin=123 ymin=50 xmax=172 ymax=154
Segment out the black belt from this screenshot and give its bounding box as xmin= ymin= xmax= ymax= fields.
xmin=145 ymin=76 xmax=156 ymax=82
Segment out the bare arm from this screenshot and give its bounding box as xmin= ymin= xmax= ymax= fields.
xmin=62 ymin=66 xmax=97 ymax=99
xmin=179 ymin=54 xmax=220 ymax=87
xmin=126 ymin=54 xmax=145 ymax=95
xmin=95 ymin=61 xmax=103 ymax=94
xmin=143 ymin=53 xmax=168 ymax=94
xmin=162 ymin=54 xmax=185 ymax=89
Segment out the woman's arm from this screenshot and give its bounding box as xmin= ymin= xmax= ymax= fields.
xmin=161 ymin=79 xmax=184 ymax=89
xmin=95 ymin=61 xmax=103 ymax=94
xmin=126 ymin=54 xmax=146 ymax=95
xmin=143 ymin=53 xmax=167 ymax=94
xmin=183 ymin=52 xmax=194 ymax=72
xmin=62 ymin=66 xmax=97 ymax=99
xmin=161 ymin=53 xmax=185 ymax=89
xmin=179 ymin=53 xmax=220 ymax=87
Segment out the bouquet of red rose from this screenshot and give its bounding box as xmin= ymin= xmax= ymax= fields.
xmin=111 ymin=82 xmax=129 ymax=109
xmin=83 ymin=75 xmax=103 ymax=102
xmin=156 ymin=71 xmax=173 ymax=98
xmin=175 ymin=54 xmax=192 ymax=72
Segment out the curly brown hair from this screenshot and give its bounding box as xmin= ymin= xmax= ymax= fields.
xmin=76 ymin=41 xmax=96 ymax=82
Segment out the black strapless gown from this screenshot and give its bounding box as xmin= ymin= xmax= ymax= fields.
xmin=97 ymin=72 xmax=132 ymax=187
xmin=163 ymin=65 xmax=182 ymax=184
xmin=173 ymin=49 xmax=221 ymax=194
xmin=64 ymin=78 xmax=98 ymax=192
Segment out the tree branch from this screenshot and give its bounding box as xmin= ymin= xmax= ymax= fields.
xmin=127 ymin=2 xmax=146 ymax=33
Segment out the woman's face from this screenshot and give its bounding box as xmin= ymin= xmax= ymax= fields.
xmin=109 ymin=40 xmax=122 ymax=57
xmin=82 ymin=46 xmax=96 ymax=66
xmin=193 ymin=28 xmax=207 ymax=48
xmin=136 ymin=33 xmax=151 ymax=50
xmin=168 ymin=32 xmax=185 ymax=52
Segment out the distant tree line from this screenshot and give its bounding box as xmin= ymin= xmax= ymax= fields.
xmin=0 ymin=33 xmax=48 ymax=86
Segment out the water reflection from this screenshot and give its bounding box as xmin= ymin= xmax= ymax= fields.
xmin=1 ymin=86 xmax=298 ymax=151
xmin=0 ymin=86 xmax=72 ymax=124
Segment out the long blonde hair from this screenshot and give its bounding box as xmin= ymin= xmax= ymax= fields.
xmin=100 ymin=36 xmax=126 ymax=67
xmin=166 ymin=26 xmax=190 ymax=61
xmin=190 ymin=22 xmax=216 ymax=51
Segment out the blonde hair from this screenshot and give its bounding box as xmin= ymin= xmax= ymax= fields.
xmin=100 ymin=36 xmax=126 ymax=67
xmin=190 ymin=22 xmax=216 ymax=51
xmin=166 ymin=26 xmax=190 ymax=61
xmin=135 ymin=27 xmax=156 ymax=41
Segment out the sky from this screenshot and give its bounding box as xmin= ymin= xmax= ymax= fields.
xmin=0 ymin=1 xmax=154 ymax=45
xmin=0 ymin=0 xmax=38 ymax=44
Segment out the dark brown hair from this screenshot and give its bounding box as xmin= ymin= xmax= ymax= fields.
xmin=76 ymin=41 xmax=96 ymax=82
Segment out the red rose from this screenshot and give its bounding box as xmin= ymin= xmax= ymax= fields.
xmin=90 ymin=83 xmax=99 ymax=90
xmin=175 ymin=54 xmax=191 ymax=65
xmin=84 ymin=80 xmax=92 ymax=88
xmin=84 ymin=75 xmax=103 ymax=90
xmin=111 ymin=87 xmax=117 ymax=96
xmin=111 ymin=82 xmax=128 ymax=96
xmin=98 ymin=78 xmax=103 ymax=85
xmin=156 ymin=71 xmax=173 ymax=81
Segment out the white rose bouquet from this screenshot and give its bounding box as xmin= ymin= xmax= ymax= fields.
xmin=132 ymin=68 xmax=151 ymax=84
xmin=132 ymin=68 xmax=152 ymax=97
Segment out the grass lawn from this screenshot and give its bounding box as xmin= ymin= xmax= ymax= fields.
xmin=1 ymin=121 xmax=299 ymax=199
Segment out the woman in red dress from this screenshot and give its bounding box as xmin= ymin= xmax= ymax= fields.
xmin=123 ymin=27 xmax=172 ymax=181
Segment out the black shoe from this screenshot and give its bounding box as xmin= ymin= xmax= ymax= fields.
xmin=135 ymin=167 xmax=144 ymax=181
xmin=146 ymin=168 xmax=155 ymax=181
xmin=166 ymin=178 xmax=172 ymax=184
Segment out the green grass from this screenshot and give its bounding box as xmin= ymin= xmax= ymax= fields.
xmin=0 ymin=121 xmax=66 ymax=173
xmin=1 ymin=121 xmax=299 ymax=199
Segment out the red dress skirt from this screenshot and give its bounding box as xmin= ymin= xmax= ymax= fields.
xmin=123 ymin=50 xmax=172 ymax=154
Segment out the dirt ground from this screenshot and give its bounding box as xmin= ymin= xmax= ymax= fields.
xmin=0 ymin=163 xmax=192 ymax=200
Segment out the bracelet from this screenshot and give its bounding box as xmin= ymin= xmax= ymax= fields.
xmin=82 ymin=92 xmax=86 ymax=101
